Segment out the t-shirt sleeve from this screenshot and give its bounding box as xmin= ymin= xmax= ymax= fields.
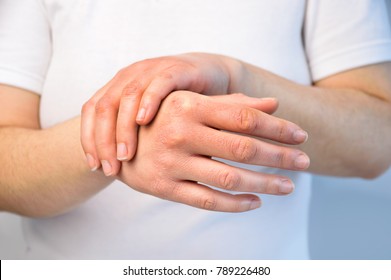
xmin=304 ymin=0 xmax=391 ymax=82
xmin=0 ymin=0 xmax=52 ymax=94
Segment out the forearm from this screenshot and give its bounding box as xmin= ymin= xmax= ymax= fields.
xmin=0 ymin=117 xmax=112 ymax=217
xmin=235 ymin=62 xmax=391 ymax=178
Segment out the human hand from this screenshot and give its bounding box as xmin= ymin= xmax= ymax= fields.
xmin=117 ymin=91 xmax=310 ymax=212
xmin=81 ymin=53 xmax=239 ymax=175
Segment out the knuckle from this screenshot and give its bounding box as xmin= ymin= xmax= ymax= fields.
xmin=230 ymin=138 xmax=257 ymax=162
xmin=155 ymin=153 xmax=177 ymax=171
xmin=161 ymin=127 xmax=187 ymax=148
xmin=81 ymin=100 xmax=94 ymax=115
xmin=218 ymin=169 xmax=241 ymax=191
xmin=264 ymin=178 xmax=279 ymax=194
xmin=150 ymin=178 xmax=168 ymax=197
xmin=150 ymin=174 xmax=183 ymax=201
xmin=276 ymin=120 xmax=289 ymax=141
xmin=95 ymin=98 xmax=114 ymax=116
xmin=95 ymin=139 xmax=112 ymax=151
xmin=121 ymin=81 xmax=143 ymax=101
xmin=272 ymin=149 xmax=288 ymax=167
xmin=164 ymin=91 xmax=194 ymax=115
xmin=234 ymin=108 xmax=257 ymax=132
xmin=200 ymin=196 xmax=218 ymax=211
xmin=157 ymin=71 xmax=174 ymax=82
xmin=117 ymin=66 xmax=135 ymax=78
xmin=117 ymin=67 xmax=128 ymax=76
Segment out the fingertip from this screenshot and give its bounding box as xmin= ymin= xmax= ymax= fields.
xmin=101 ymin=159 xmax=121 ymax=176
xmin=137 ymin=95 xmax=165 ymax=125
xmin=116 ymin=143 xmax=129 ymax=161
xmin=136 ymin=104 xmax=158 ymax=125
xmin=261 ymin=97 xmax=278 ymax=104
xmin=243 ymin=197 xmax=262 ymax=211
xmin=235 ymin=195 xmax=262 ymax=212
xmin=117 ymin=140 xmax=138 ymax=161
xmin=278 ymin=178 xmax=295 ymax=194
xmin=293 ymin=153 xmax=311 ymax=170
xmin=293 ymin=130 xmax=309 ymax=144
xmin=258 ymin=97 xmax=279 ymax=114
xmin=85 ymin=153 xmax=100 ymax=171
xmin=136 ymin=107 xmax=147 ymax=124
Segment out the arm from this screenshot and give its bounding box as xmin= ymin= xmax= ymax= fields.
xmin=0 ymin=85 xmax=112 ymax=217
xmin=83 ymin=54 xmax=391 ymax=179
xmin=237 ymin=61 xmax=391 ymax=178
xmin=0 ymin=85 xmax=309 ymax=216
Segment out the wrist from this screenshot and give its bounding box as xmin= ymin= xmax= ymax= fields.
xmin=222 ymin=56 xmax=249 ymax=94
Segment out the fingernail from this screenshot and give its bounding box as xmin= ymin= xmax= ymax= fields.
xmin=293 ymin=130 xmax=308 ymax=143
xmin=244 ymin=199 xmax=261 ymax=211
xmin=294 ymin=154 xmax=310 ymax=170
xmin=136 ymin=107 xmax=146 ymax=122
xmin=250 ymin=199 xmax=261 ymax=210
xmin=279 ymin=179 xmax=294 ymax=194
xmin=101 ymin=160 xmax=113 ymax=176
xmin=117 ymin=143 xmax=128 ymax=161
xmin=86 ymin=153 xmax=98 ymax=171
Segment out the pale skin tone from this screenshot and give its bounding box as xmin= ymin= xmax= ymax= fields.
xmin=82 ymin=54 xmax=391 ymax=179
xmin=0 ymin=54 xmax=390 ymax=217
xmin=0 ymin=86 xmax=309 ymax=216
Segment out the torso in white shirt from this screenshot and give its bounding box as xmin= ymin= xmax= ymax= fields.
xmin=26 ymin=0 xmax=313 ymax=259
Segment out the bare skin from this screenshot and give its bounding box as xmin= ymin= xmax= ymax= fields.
xmin=81 ymin=53 xmax=391 ymax=178
xmin=1 ymin=56 xmax=390 ymax=217
xmin=0 ymin=86 xmax=307 ymax=216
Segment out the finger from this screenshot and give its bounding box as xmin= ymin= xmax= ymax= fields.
xmin=136 ymin=70 xmax=196 ymax=125
xmin=80 ymin=85 xmax=113 ymax=171
xmin=189 ymin=127 xmax=310 ymax=171
xmin=161 ymin=180 xmax=262 ymax=212
xmin=213 ymin=94 xmax=279 ymax=114
xmin=94 ymin=91 xmax=122 ymax=176
xmin=201 ymin=98 xmax=308 ymax=145
xmin=81 ymin=100 xmax=100 ymax=171
xmin=177 ymin=156 xmax=295 ymax=195
xmin=116 ymin=79 xmax=146 ymax=161
xmin=248 ymin=97 xmax=279 ymax=114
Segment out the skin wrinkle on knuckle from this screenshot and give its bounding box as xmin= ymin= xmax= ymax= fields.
xmin=95 ymin=98 xmax=115 ymax=117
xmin=234 ymin=107 xmax=260 ymax=134
xmin=157 ymin=70 xmax=175 ymax=83
xmin=218 ymin=169 xmax=240 ymax=191
xmin=265 ymin=178 xmax=278 ymax=194
xmin=150 ymin=178 xmax=168 ymax=198
xmin=121 ymin=81 xmax=142 ymax=101
xmin=231 ymin=137 xmax=257 ymax=163
xmin=200 ymin=195 xmax=218 ymax=211
xmin=276 ymin=119 xmax=291 ymax=141
xmin=271 ymin=149 xmax=288 ymax=168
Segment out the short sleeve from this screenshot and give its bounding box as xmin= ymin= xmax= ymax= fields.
xmin=0 ymin=0 xmax=52 ymax=94
xmin=304 ymin=0 xmax=391 ymax=82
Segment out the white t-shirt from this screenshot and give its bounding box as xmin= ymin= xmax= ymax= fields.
xmin=0 ymin=0 xmax=390 ymax=259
